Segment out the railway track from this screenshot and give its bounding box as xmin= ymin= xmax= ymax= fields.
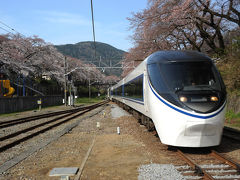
xmin=123 ymin=101 xmax=240 ymax=179
xmin=175 ymin=148 xmax=240 ymax=179
xmin=0 ymin=100 xmax=108 ymax=153
xmin=128 ymin=106 xmax=240 ymax=179
xmin=0 ymin=105 xmax=89 ymax=129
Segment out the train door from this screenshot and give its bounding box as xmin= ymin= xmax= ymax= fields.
xmin=144 ymin=68 xmax=149 ymax=113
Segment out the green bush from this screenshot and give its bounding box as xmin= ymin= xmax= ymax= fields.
xmin=225 ymin=109 xmax=240 ymax=128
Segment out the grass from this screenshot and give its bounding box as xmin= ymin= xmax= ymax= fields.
xmin=225 ymin=110 xmax=240 ymax=129
xmin=75 ymin=96 xmax=106 ymax=105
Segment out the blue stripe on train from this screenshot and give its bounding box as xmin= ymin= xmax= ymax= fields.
xmin=148 ymin=80 xmax=226 ymax=119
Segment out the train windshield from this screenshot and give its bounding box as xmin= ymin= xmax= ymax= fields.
xmin=158 ymin=61 xmax=222 ymax=92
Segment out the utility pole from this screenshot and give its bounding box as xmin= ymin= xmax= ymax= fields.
xmin=69 ymin=80 xmax=72 ymax=106
xmin=88 ymin=70 xmax=91 ymax=99
xmin=22 ymin=75 xmax=25 ymax=96
xmin=89 ymin=78 xmax=91 ymax=99
xmin=64 ymin=56 xmax=67 ymax=106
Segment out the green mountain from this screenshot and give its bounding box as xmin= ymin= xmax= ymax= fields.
xmin=55 ymin=41 xmax=125 ymax=76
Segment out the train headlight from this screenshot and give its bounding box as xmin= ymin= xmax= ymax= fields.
xmin=179 ymin=96 xmax=187 ymax=102
xmin=210 ymin=96 xmax=218 ymax=102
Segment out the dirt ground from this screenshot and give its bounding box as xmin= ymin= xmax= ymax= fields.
xmin=1 ymin=102 xmax=240 ymax=180
xmin=0 ymin=103 xmax=177 ymax=180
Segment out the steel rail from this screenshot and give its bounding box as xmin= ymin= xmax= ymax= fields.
xmin=0 ymin=102 xmax=107 ymax=129
xmin=0 ymin=108 xmax=83 ymax=125
xmin=0 ymin=109 xmax=80 ymax=129
xmin=177 ymin=149 xmax=215 ymax=180
xmin=0 ymin=100 xmax=108 ymax=153
xmin=211 ymin=150 xmax=240 ymax=173
xmin=0 ymin=109 xmax=90 ymax=153
xmin=0 ymin=111 xmax=80 ymax=141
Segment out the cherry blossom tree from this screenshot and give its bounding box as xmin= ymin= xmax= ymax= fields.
xmin=125 ymin=0 xmax=239 ymax=69
xmin=0 ymin=34 xmax=108 ymax=94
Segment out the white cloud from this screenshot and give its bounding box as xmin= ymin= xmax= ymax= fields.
xmin=36 ymin=10 xmax=91 ymax=26
xmin=33 ymin=10 xmax=132 ymax=50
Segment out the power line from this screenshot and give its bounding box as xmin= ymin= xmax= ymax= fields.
xmin=90 ymin=0 xmax=97 ymax=60
xmin=0 ymin=20 xmax=39 ymax=58
xmin=0 ymin=21 xmax=15 ymax=31
xmin=0 ymin=25 xmax=32 ymax=56
xmin=0 ymin=20 xmax=23 ymax=36
xmin=0 ymin=26 xmax=12 ymax=34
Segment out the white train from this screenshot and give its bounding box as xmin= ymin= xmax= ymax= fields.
xmin=109 ymin=51 xmax=227 ymax=147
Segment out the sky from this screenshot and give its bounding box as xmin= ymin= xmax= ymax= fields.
xmin=0 ymin=0 xmax=148 ymax=51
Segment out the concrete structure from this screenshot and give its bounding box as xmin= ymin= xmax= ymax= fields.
xmin=0 ymin=95 xmax=63 ymax=114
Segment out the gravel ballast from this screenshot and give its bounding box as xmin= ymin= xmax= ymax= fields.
xmin=1 ymin=102 xmax=240 ymax=179
xmin=138 ymin=164 xmax=185 ymax=180
xmin=110 ymin=104 xmax=131 ymax=119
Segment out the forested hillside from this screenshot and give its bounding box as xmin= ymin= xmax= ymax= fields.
xmin=55 ymin=41 xmax=125 ymax=76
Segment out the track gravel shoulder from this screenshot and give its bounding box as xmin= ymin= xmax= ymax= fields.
xmin=1 ymin=102 xmax=240 ymax=180
xmin=0 ymin=103 xmax=179 ymax=180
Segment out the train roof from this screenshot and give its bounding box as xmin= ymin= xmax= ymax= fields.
xmin=147 ymin=50 xmax=212 ymax=64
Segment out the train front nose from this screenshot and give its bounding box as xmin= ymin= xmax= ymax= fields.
xmin=178 ymin=93 xmax=221 ymax=113
xmin=184 ymin=122 xmax=216 ymax=136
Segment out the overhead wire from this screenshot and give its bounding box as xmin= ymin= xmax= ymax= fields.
xmin=0 ymin=20 xmax=44 ymax=65
xmin=0 ymin=20 xmax=16 ymax=32
xmin=0 ymin=19 xmax=43 ymax=60
xmin=0 ymin=20 xmax=25 ymax=37
xmin=0 ymin=15 xmax=101 ymax=85
xmin=0 ymin=26 xmax=12 ymax=34
xmin=0 ymin=23 xmax=62 ymax=78
xmin=90 ymin=0 xmax=97 ymax=61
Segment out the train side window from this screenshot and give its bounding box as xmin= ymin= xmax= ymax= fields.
xmin=124 ymin=75 xmax=143 ymax=101
xmin=147 ymin=63 xmax=168 ymax=93
xmin=115 ymin=86 xmax=122 ymax=96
